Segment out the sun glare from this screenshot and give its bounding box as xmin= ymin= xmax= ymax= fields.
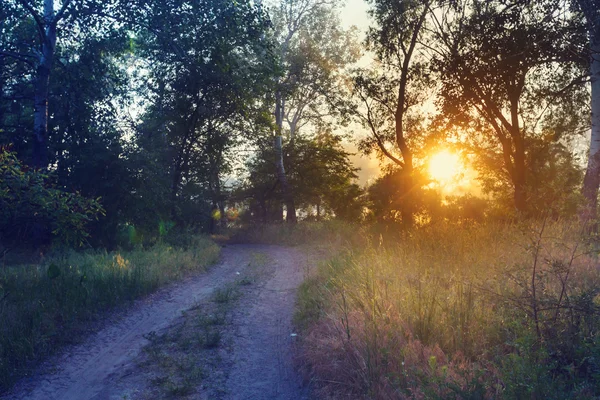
xmin=428 ymin=150 xmax=461 ymax=184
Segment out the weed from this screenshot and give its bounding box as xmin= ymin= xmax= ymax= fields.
xmin=296 ymin=221 xmax=600 ymax=399
xmin=198 ymin=329 xmax=221 ymax=349
xmin=0 ymin=236 xmax=220 ymax=393
xmin=212 ymin=286 xmax=238 ymax=304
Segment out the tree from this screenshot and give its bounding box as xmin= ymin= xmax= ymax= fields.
xmin=0 ymin=147 xmax=104 ymax=247
xmin=133 ymin=0 xmax=275 ymax=228
xmin=434 ymin=0 xmax=586 ymax=214
xmin=578 ymin=0 xmax=600 ymax=219
xmin=352 ymin=0 xmax=433 ymax=227
xmin=269 ymin=0 xmax=359 ymax=223
xmin=0 ymin=0 xmax=110 ymax=169
xmin=237 ymin=132 xmax=362 ymax=222
xmin=1 ymin=3 xmax=132 ymax=245
xmin=366 ymin=167 xmax=440 ymax=224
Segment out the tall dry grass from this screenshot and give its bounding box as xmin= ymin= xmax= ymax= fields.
xmin=0 ymin=236 xmax=220 ymax=393
xmin=296 ymin=221 xmax=600 ymax=399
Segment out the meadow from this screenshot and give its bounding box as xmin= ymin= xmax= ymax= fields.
xmin=0 ymin=236 xmax=220 ymax=392
xmin=292 ymin=221 xmax=600 ymax=399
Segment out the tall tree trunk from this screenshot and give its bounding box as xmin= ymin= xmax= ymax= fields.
xmin=32 ymin=0 xmax=57 ymax=169
xmin=274 ymin=90 xmax=297 ymax=223
xmin=513 ymin=168 xmax=527 ymax=214
xmin=582 ymin=16 xmax=600 ymax=221
xmin=511 ymin=98 xmax=528 ymax=214
xmin=316 ymin=200 xmax=321 ymax=221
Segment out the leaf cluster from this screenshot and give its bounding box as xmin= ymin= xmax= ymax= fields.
xmin=0 ymin=148 xmax=104 ymax=248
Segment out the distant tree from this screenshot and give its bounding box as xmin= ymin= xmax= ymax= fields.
xmin=237 ymin=132 xmax=363 ymax=222
xmin=269 ymin=0 xmax=359 ymax=223
xmin=474 ymin=132 xmax=583 ymax=218
xmin=366 ymin=168 xmax=439 ymax=224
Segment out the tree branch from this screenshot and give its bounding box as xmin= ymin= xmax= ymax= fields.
xmin=15 ymin=0 xmax=45 ymax=42
xmin=53 ymin=0 xmax=74 ymax=26
xmin=0 ymin=51 xmax=38 ymax=67
xmin=359 ymin=90 xmax=405 ymax=167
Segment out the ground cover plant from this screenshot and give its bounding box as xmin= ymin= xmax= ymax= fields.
xmin=295 ymin=221 xmax=600 ymax=399
xmin=0 ymin=236 xmax=220 ymax=392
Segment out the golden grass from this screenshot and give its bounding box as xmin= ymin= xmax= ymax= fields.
xmin=296 ymin=221 xmax=600 ymax=399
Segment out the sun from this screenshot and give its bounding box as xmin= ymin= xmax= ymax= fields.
xmin=428 ymin=150 xmax=461 ymax=184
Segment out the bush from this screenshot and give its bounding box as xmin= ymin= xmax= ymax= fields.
xmin=0 ymin=148 xmax=104 ymax=248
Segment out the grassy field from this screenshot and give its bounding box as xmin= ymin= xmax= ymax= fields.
xmin=293 ymin=221 xmax=600 ymax=399
xmin=0 ymin=236 xmax=220 ymax=393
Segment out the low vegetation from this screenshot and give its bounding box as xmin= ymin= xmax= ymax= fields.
xmin=0 ymin=236 xmax=220 ymax=392
xmin=295 ymin=222 xmax=600 ymax=399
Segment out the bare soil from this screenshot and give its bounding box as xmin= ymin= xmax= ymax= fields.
xmin=2 ymin=244 xmax=314 ymax=400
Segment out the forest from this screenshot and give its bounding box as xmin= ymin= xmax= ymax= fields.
xmin=1 ymin=0 xmax=600 ymax=398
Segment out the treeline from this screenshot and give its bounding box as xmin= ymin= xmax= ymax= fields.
xmin=1 ymin=0 xmax=599 ymax=249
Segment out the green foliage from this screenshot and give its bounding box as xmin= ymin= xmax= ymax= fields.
xmin=130 ymin=0 xmax=276 ymax=230
xmin=238 ymin=133 xmax=364 ymax=222
xmin=0 ymin=148 xmax=104 ymax=247
xmin=476 ymin=135 xmax=584 ymax=218
xmin=433 ymin=0 xmax=587 ymax=213
xmin=0 ymin=235 xmax=220 ymax=392
xmin=366 ymin=168 xmax=440 ymax=225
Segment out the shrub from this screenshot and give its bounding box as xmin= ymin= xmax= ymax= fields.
xmin=0 ymin=148 xmax=104 ymax=248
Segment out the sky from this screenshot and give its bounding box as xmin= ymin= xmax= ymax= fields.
xmin=340 ymin=0 xmax=371 ymax=32
xmin=338 ymin=0 xmax=381 ymax=185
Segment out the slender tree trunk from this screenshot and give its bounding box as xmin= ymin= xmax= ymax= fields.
xmin=513 ymin=171 xmax=527 ymax=214
xmin=274 ymin=90 xmax=297 ymax=223
xmin=582 ymin=23 xmax=600 ymax=221
xmin=512 ymin=126 xmax=528 ymax=215
xmin=212 ymin=160 xmax=227 ymax=230
xmin=395 ymin=91 xmax=414 ymax=229
xmin=32 ymin=0 xmax=57 ymax=169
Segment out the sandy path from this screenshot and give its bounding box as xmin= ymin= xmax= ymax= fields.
xmin=3 ymin=244 xmax=311 ymax=400
xmin=223 ymin=246 xmax=310 ymax=400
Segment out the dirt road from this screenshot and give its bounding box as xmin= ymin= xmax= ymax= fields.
xmin=3 ymin=245 xmax=313 ymax=400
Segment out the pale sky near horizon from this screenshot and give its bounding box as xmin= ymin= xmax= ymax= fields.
xmin=339 ymin=0 xmax=381 ymax=185
xmin=340 ymin=0 xmax=371 ymax=32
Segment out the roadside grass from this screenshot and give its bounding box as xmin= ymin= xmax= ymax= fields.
xmin=295 ymin=221 xmax=600 ymax=399
xmin=0 ymin=235 xmax=220 ymax=393
xmin=137 ymin=251 xmax=270 ymax=398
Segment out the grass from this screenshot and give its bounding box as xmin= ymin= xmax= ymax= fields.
xmin=295 ymin=221 xmax=600 ymax=399
xmin=0 ymin=235 xmax=220 ymax=393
